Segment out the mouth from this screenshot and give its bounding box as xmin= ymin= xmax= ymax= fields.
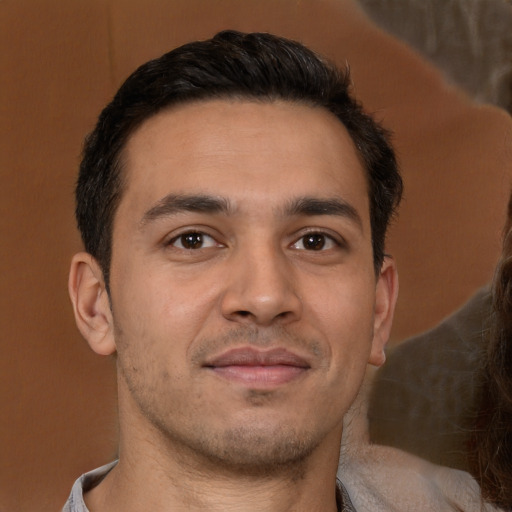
xmin=203 ymin=347 xmax=311 ymax=387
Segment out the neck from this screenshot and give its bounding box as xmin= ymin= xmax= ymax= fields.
xmin=85 ymin=396 xmax=342 ymax=512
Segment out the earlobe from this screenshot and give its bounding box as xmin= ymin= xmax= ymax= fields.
xmin=368 ymin=256 xmax=398 ymax=367
xmin=68 ymin=252 xmax=116 ymax=356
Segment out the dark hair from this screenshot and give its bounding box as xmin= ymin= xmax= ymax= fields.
xmin=76 ymin=30 xmax=402 ymax=288
xmin=473 ymin=194 xmax=512 ymax=509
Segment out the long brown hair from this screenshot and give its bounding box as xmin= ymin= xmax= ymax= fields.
xmin=474 ymin=197 xmax=512 ymax=509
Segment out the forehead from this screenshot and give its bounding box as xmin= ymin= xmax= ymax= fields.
xmin=118 ymin=99 xmax=369 ymax=223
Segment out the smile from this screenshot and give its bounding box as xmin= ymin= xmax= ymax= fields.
xmin=204 ymin=347 xmax=311 ymax=387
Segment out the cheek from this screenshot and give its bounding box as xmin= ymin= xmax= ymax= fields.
xmin=306 ymin=272 xmax=376 ymax=370
xmin=308 ymin=269 xmax=376 ymax=332
xmin=110 ymin=261 xmax=224 ymax=360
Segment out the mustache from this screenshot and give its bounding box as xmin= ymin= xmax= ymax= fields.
xmin=190 ymin=325 xmax=325 ymax=366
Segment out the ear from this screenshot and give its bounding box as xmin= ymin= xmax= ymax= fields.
xmin=68 ymin=252 xmax=116 ymax=355
xmin=368 ymin=256 xmax=398 ymax=367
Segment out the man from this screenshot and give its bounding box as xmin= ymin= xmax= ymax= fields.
xmin=64 ymin=29 xmax=465 ymax=511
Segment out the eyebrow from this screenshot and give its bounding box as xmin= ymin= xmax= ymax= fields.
xmin=140 ymin=193 xmax=362 ymax=229
xmin=140 ymin=194 xmax=232 ymax=226
xmin=283 ymin=196 xmax=363 ymax=229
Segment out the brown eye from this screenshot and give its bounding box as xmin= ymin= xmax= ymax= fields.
xmin=292 ymin=232 xmax=338 ymax=251
xmin=303 ymin=234 xmax=326 ymax=250
xmin=170 ymin=232 xmax=217 ymax=249
xmin=182 ymin=233 xmax=203 ymax=249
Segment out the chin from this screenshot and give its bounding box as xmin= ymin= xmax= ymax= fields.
xmin=188 ymin=423 xmax=320 ymax=477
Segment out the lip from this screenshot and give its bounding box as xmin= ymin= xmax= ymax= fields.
xmin=204 ymin=347 xmax=311 ymax=387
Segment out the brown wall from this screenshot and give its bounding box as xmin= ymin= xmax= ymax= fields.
xmin=1 ymin=1 xmax=511 ymax=510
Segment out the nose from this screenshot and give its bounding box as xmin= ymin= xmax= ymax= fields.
xmin=220 ymin=245 xmax=302 ymax=327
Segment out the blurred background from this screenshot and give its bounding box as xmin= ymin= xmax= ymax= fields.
xmin=1 ymin=0 xmax=511 ymax=510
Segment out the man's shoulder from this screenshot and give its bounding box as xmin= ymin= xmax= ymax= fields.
xmin=62 ymin=461 xmax=118 ymax=512
xmin=338 ymin=444 xmax=496 ymax=511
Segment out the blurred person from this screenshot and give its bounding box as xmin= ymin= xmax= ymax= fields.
xmin=473 ymin=196 xmax=512 ymax=510
xmin=369 ymin=196 xmax=512 ymax=512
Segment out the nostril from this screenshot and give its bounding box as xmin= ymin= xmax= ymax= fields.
xmin=236 ymin=310 xmax=251 ymax=317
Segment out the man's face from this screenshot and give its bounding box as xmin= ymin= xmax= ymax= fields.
xmin=82 ymin=99 xmax=395 ymax=471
